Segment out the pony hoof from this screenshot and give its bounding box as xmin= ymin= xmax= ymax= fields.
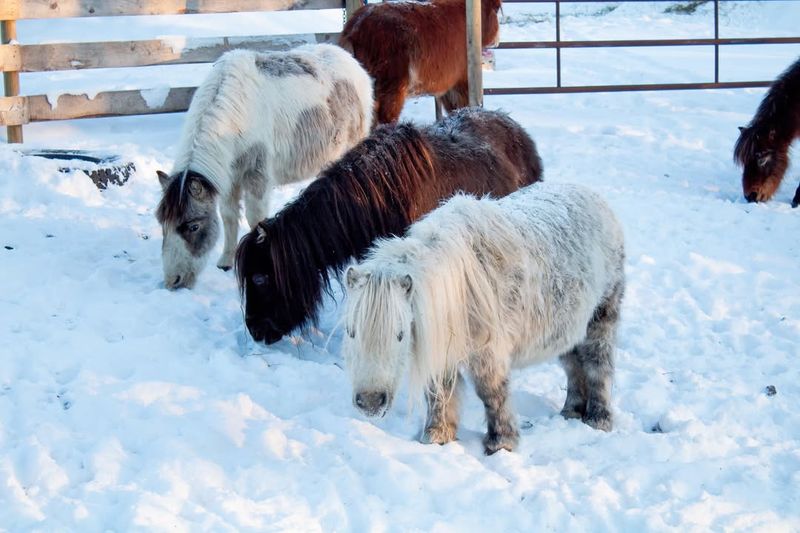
xmin=483 ymin=431 xmax=518 ymax=455
xmin=560 ymin=407 xmax=584 ymax=421
xmin=421 ymin=426 xmax=457 ymax=446
xmin=583 ymin=406 xmax=613 ymax=432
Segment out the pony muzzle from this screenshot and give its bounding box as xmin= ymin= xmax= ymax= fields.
xmin=354 ymin=390 xmax=391 ymax=418
xmin=246 ymin=317 xmax=284 ymax=345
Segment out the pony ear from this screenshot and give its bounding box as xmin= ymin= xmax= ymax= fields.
xmin=345 ymin=266 xmax=369 ymax=290
xmin=255 ymin=224 xmax=268 ymax=244
xmin=188 ymin=178 xmax=208 ymax=200
xmin=396 ymin=274 xmax=413 ymax=295
xmin=738 ymin=126 xmax=746 ymax=133
xmin=157 ymin=170 xmax=170 ymax=189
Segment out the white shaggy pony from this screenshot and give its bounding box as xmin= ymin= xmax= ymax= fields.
xmin=156 ymin=44 xmax=373 ymax=289
xmin=342 ymin=182 xmax=625 ymax=454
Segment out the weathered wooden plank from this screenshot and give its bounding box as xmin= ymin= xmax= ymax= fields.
xmin=1 ymin=0 xmax=343 ymax=20
xmin=1 ymin=20 xmax=22 ymax=142
xmin=0 ymin=32 xmax=340 ymax=72
xmin=0 ymin=87 xmax=198 ymax=124
xmin=0 ymin=95 xmax=28 ymax=127
xmin=0 ymin=44 xmax=22 ymax=72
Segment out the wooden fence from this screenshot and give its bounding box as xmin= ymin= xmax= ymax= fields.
xmin=0 ymin=0 xmax=362 ymax=142
xmin=2 ymin=0 xmax=799 ymax=143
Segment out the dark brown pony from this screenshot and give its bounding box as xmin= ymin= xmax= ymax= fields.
xmin=235 ymin=107 xmax=542 ymax=344
xmin=340 ymin=0 xmax=501 ymax=124
xmin=734 ymin=56 xmax=800 ymax=207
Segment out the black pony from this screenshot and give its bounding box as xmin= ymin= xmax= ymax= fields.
xmin=235 ymin=107 xmax=543 ymax=344
xmin=734 ymin=56 xmax=800 ymax=206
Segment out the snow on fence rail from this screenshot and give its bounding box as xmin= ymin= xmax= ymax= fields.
xmin=0 ymin=0 xmax=356 ymax=142
xmin=2 ymin=0 xmax=800 ymax=143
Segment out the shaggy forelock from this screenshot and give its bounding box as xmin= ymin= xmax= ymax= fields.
xmin=733 ymin=126 xmax=760 ymax=167
xmin=155 ymin=171 xmax=219 ymax=224
xmin=346 ymin=271 xmax=409 ymax=356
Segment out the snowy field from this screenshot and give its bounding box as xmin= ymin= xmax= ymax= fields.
xmin=1 ymin=2 xmax=800 ymax=531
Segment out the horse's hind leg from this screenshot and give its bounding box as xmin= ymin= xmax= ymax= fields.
xmin=217 ymin=182 xmax=242 ymax=271
xmin=792 ymin=180 xmax=800 ymax=208
xmin=571 ymin=281 xmax=624 ymax=432
xmin=559 ymin=347 xmax=588 ymax=420
xmin=421 ymin=372 xmax=462 ymax=446
xmin=469 ymin=351 xmax=519 ymax=454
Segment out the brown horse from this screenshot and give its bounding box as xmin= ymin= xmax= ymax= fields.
xmin=734 ymin=56 xmax=800 ymax=207
xmin=235 ymin=108 xmax=542 ymax=344
xmin=340 ymin=0 xmax=501 ymax=124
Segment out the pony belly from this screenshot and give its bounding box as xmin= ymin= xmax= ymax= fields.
xmin=511 ymin=339 xmax=571 ymax=368
xmin=510 ymin=317 xmax=593 ymax=369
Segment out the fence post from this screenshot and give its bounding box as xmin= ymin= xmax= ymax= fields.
xmin=2 ymin=19 xmax=22 ymax=143
xmin=466 ymin=0 xmax=483 ymax=107
xmin=345 ymin=0 xmax=362 ymax=20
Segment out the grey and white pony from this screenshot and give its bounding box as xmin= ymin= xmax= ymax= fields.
xmin=342 ymin=182 xmax=626 ymax=455
xmin=156 ymin=44 xmax=373 ymax=289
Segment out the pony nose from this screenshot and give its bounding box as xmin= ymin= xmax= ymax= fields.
xmin=745 ymin=191 xmax=759 ymax=203
xmin=355 ymin=391 xmax=388 ymax=415
xmin=246 ymin=317 xmax=283 ymax=344
xmin=166 ymin=275 xmax=182 ymax=289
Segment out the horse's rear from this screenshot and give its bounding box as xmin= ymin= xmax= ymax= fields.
xmin=340 ymin=0 xmax=502 ymax=124
xmin=425 ymin=107 xmax=543 ymax=198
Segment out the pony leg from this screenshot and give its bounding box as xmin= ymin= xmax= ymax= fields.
xmin=469 ymin=352 xmax=519 ymax=455
xmin=243 ymin=174 xmax=270 ymax=228
xmin=421 ymin=372 xmax=462 ymax=445
xmin=574 ymin=281 xmax=624 ymax=432
xmin=375 ymin=79 xmax=408 ymax=124
xmin=216 ymin=183 xmax=242 ymax=271
xmin=792 ymin=181 xmax=800 ymax=208
xmin=559 ymin=347 xmax=588 ymax=420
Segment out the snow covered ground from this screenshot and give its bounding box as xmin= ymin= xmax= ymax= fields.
xmin=1 ymin=2 xmax=799 ymax=531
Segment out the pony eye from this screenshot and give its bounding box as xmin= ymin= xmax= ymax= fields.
xmin=252 ymin=273 xmax=267 ymax=286
xmin=347 ymin=327 xmax=355 ymax=338
xmin=188 ymin=223 xmax=200 ymax=233
xmin=397 ymin=331 xmax=404 ymax=342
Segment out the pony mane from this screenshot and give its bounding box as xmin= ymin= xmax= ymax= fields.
xmin=235 ymin=122 xmax=436 ymax=328
xmin=155 ymin=171 xmax=218 ymax=225
xmin=356 ymin=194 xmax=522 ymax=397
xmin=734 ymin=56 xmax=800 ymax=166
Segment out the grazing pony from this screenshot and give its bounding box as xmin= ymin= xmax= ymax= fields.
xmin=155 ymin=44 xmax=373 ymax=289
xmin=342 ymin=182 xmax=625 ymax=455
xmin=235 ymin=107 xmax=542 ymax=344
xmin=339 ymin=0 xmax=502 ymax=124
xmin=734 ymin=56 xmax=800 ymax=207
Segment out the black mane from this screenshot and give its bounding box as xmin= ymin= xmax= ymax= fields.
xmin=236 ymin=108 xmax=543 ymax=343
xmin=235 ymin=123 xmax=434 ymax=336
xmin=734 ymin=56 xmax=800 ymax=166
